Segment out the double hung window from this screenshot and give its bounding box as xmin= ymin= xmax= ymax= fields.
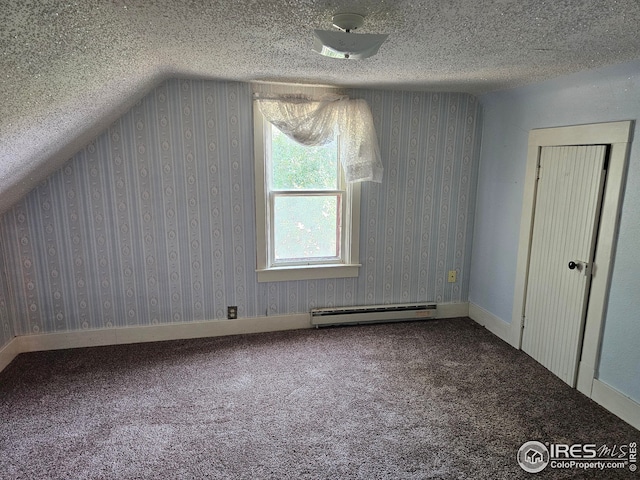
xmin=254 ymin=104 xmax=361 ymax=282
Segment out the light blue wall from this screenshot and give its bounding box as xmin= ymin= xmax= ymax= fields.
xmin=470 ymin=60 xmax=640 ymax=403
xmin=0 ymin=79 xmax=481 ymax=335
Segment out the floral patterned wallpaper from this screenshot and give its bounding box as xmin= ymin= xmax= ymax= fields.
xmin=0 ymin=79 xmax=480 ymax=339
xmin=0 ymin=253 xmax=13 ymax=347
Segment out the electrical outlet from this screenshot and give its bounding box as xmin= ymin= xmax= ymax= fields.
xmin=227 ymin=306 xmax=238 ymax=319
xmin=448 ymin=270 xmax=457 ymax=283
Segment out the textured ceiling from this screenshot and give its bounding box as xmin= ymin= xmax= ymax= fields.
xmin=2 ymin=0 xmax=640 ymax=213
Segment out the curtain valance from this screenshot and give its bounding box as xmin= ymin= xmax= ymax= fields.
xmin=255 ymin=93 xmax=383 ymax=183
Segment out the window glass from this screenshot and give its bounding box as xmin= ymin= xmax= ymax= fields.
xmin=273 ymin=195 xmax=341 ymax=261
xmin=271 ymin=126 xmax=338 ymax=190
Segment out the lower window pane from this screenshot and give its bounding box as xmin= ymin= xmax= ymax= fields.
xmin=273 ymin=195 xmax=340 ymax=261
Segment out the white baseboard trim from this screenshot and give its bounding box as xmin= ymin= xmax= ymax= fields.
xmin=0 ymin=302 xmax=470 ymax=375
xmin=437 ymin=302 xmax=469 ymax=318
xmin=468 ymin=303 xmax=516 ymax=347
xmin=591 ymin=379 xmax=640 ymax=431
xmin=14 ymin=314 xmax=311 ymax=355
xmin=0 ymin=337 xmax=21 ymax=374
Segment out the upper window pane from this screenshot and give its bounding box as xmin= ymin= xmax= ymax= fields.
xmin=271 ymin=126 xmax=338 ymax=190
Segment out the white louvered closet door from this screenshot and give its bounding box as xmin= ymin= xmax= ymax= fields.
xmin=522 ymin=145 xmax=607 ymax=386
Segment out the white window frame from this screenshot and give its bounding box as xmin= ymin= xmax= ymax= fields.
xmin=253 ymin=101 xmax=361 ymax=282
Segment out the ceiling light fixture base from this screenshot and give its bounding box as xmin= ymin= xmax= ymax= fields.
xmin=332 ymin=13 xmax=364 ymax=32
xmin=313 ymin=12 xmax=388 ymax=60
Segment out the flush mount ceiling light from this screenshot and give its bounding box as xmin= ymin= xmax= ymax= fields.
xmin=313 ymin=13 xmax=388 ymax=60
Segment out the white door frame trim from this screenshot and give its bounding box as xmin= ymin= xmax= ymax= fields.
xmin=510 ymin=120 xmax=633 ymax=397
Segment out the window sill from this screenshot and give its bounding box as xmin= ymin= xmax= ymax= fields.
xmin=256 ymin=264 xmax=361 ymax=282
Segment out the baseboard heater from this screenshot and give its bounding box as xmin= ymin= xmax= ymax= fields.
xmin=310 ymin=303 xmax=438 ymax=327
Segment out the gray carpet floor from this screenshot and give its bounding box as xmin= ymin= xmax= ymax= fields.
xmin=0 ymin=317 xmax=637 ymax=479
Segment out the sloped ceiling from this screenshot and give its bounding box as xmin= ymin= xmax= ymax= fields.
xmin=2 ymin=0 xmax=640 ymax=214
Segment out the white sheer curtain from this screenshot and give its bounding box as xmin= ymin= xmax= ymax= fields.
xmin=255 ymin=93 xmax=383 ymax=183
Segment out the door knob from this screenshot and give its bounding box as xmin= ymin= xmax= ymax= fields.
xmin=568 ymin=260 xmax=589 ymax=273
